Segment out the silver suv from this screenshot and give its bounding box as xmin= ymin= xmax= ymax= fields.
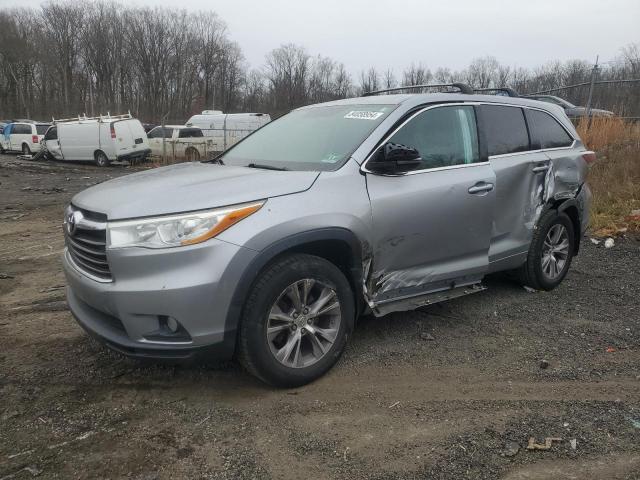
xmin=63 ymin=84 xmax=593 ymax=387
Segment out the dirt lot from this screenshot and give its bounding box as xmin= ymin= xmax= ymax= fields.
xmin=1 ymin=154 xmax=639 ymax=480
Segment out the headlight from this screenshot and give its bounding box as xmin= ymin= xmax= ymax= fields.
xmin=108 ymin=201 xmax=264 ymax=249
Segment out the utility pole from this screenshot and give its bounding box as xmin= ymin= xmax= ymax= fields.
xmin=585 ymin=55 xmax=599 ymax=118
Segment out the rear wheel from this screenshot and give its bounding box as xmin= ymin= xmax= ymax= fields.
xmin=517 ymin=209 xmax=575 ymax=291
xmin=185 ymin=147 xmax=200 ymax=161
xmin=237 ymin=254 xmax=354 ymax=387
xmin=22 ymin=143 xmax=31 ymax=156
xmin=95 ymin=151 xmax=110 ymax=167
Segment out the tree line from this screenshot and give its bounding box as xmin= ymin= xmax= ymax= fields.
xmin=1 ymin=1 xmax=638 ymax=123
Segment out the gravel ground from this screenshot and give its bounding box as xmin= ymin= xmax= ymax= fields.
xmin=1 ymin=154 xmax=639 ymax=479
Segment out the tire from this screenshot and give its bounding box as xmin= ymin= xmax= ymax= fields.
xmin=517 ymin=209 xmax=575 ymax=291
xmin=22 ymin=143 xmax=31 ymax=156
xmin=237 ymin=253 xmax=355 ymax=387
xmin=185 ymin=147 xmax=200 ymax=161
xmin=95 ymin=151 xmax=110 ymax=167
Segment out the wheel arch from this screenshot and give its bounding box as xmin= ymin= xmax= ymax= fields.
xmin=223 ymin=228 xmax=366 ymax=352
xmin=550 ymin=197 xmax=582 ymax=255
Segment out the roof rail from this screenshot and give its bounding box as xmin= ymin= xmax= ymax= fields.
xmin=52 ymin=112 xmax=133 ymax=124
xmin=363 ymin=82 xmax=474 ymax=96
xmin=473 ymin=87 xmax=519 ymax=97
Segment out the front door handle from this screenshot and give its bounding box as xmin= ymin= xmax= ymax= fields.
xmin=532 ymin=164 xmax=550 ymax=173
xmin=468 ymin=182 xmax=494 ymax=194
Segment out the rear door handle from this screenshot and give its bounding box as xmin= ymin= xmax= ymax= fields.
xmin=532 ymin=165 xmax=550 ymax=173
xmin=468 ymin=182 xmax=494 ymax=194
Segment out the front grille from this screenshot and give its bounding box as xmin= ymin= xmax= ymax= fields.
xmin=65 ymin=207 xmax=112 ymax=281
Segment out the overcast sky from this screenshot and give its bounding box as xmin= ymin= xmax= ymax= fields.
xmin=1 ymin=0 xmax=638 ymax=74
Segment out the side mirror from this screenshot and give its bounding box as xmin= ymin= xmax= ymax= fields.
xmin=368 ymin=142 xmax=422 ymax=174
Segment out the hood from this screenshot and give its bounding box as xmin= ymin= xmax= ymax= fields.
xmin=72 ymin=162 xmax=320 ymax=219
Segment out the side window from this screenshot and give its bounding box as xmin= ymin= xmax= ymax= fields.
xmin=525 ymin=109 xmax=574 ymax=149
xmin=12 ymin=124 xmax=27 ymax=135
xmin=480 ymin=105 xmax=529 ymax=156
xmin=387 ymin=105 xmax=479 ymax=169
xmin=178 ymin=128 xmax=203 ymax=138
xmin=147 ymin=127 xmax=173 ymax=139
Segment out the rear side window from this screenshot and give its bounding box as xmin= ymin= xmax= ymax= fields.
xmin=525 ymin=109 xmax=574 ymax=149
xmin=13 ymin=124 xmax=31 ymax=134
xmin=178 ymin=128 xmax=203 ymax=138
xmin=481 ymin=105 xmax=529 ymax=156
xmin=387 ymin=105 xmax=480 ymax=169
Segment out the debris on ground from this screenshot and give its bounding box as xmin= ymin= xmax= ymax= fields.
xmin=523 ymin=286 xmax=537 ymax=293
xmin=628 ymin=418 xmax=640 ymax=429
xmin=0 ymin=273 xmax=14 ymax=279
xmin=420 ymin=332 xmax=435 ymax=341
xmin=604 ymin=238 xmax=615 ymax=249
xmin=539 ymin=359 xmax=550 ymax=369
xmin=503 ymin=441 xmax=520 ymax=457
xmin=526 ymin=437 xmax=562 ymax=450
xmin=570 ymin=439 xmax=577 ymax=450
xmin=606 ymin=347 xmax=617 ymax=353
xmin=590 ymin=238 xmax=601 ymax=245
xmin=388 ymin=401 xmax=400 ymax=409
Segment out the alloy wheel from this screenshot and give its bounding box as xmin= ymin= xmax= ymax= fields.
xmin=266 ymin=279 xmax=341 ymax=368
xmin=541 ymin=224 xmax=570 ymax=279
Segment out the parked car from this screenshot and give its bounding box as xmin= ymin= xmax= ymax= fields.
xmin=186 ymin=111 xmax=271 ymax=152
xmin=147 ymin=125 xmax=211 ymax=161
xmin=142 ymin=123 xmax=158 ymax=133
xmin=44 ymin=114 xmax=151 ymax=166
xmin=0 ymin=122 xmax=51 ymax=155
xmin=527 ymin=95 xmax=614 ymax=117
xmin=63 ymin=85 xmax=594 ymax=387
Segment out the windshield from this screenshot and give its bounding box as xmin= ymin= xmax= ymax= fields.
xmin=219 ymin=104 xmax=395 ymax=171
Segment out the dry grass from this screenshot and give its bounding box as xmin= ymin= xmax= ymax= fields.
xmin=576 ymin=117 xmax=640 ymax=235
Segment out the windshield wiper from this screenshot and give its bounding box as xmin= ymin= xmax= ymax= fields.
xmin=246 ymin=163 xmax=288 ymax=171
xmin=203 ymin=155 xmax=224 ymax=165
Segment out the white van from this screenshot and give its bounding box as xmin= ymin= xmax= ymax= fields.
xmin=0 ymin=122 xmax=51 ymax=155
xmin=185 ymin=111 xmax=271 ymax=152
xmin=44 ymin=114 xmax=150 ymax=167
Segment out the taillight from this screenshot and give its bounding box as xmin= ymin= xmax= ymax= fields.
xmin=32 ymin=135 xmax=39 ymax=143
xmin=110 ymin=124 xmax=116 ymax=139
xmin=582 ymin=151 xmax=596 ymax=165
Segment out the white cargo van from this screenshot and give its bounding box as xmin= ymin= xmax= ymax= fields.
xmin=185 ymin=111 xmax=271 ymax=152
xmin=0 ymin=122 xmax=51 ymax=155
xmin=44 ymin=113 xmax=150 ymax=167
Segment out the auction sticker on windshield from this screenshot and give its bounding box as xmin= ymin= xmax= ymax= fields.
xmin=344 ymin=111 xmax=385 ymax=120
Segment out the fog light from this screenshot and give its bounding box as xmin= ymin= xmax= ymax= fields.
xmin=166 ymin=316 xmax=179 ymax=333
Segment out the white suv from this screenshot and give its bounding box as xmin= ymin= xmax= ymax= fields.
xmin=0 ymin=122 xmax=51 ymax=155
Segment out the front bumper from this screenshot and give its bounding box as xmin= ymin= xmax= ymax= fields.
xmin=63 ymin=237 xmax=257 ymax=361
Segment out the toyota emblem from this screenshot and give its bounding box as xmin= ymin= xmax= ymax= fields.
xmin=66 ymin=210 xmax=83 ymax=236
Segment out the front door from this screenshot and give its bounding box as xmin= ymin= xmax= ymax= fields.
xmin=365 ymin=104 xmax=496 ymax=304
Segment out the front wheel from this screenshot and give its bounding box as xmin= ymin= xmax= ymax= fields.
xmin=237 ymin=254 xmax=354 ymax=387
xmin=517 ymin=210 xmax=575 ymax=291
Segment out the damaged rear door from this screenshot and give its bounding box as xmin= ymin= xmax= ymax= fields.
xmin=364 ymin=104 xmax=496 ymax=304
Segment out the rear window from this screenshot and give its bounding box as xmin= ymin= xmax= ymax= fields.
xmin=36 ymin=124 xmax=50 ymax=135
xmin=525 ymin=109 xmax=574 ymax=149
xmin=178 ymin=128 xmax=203 ymax=138
xmin=147 ymin=127 xmax=174 ymax=139
xmin=480 ymin=105 xmax=529 ymax=156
